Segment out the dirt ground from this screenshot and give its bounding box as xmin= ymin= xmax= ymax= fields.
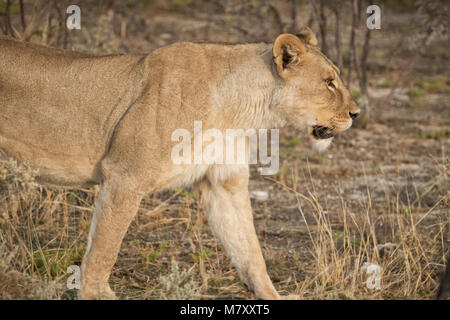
xmin=0 ymin=0 xmax=448 ymax=299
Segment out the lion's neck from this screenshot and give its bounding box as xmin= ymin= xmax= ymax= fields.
xmin=213 ymin=45 xmax=285 ymax=130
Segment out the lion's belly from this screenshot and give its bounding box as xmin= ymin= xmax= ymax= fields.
xmin=0 ymin=92 xmax=106 ymax=187
xmin=0 ymin=134 xmax=101 ymax=187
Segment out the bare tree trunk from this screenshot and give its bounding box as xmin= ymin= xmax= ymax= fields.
xmin=57 ymin=0 xmax=69 ymax=48
xmin=359 ymin=26 xmax=371 ymax=98
xmin=307 ymin=0 xmax=315 ymax=27
xmin=333 ymin=0 xmax=343 ymax=70
xmin=358 ymin=1 xmax=371 ymax=117
xmin=19 ymin=0 xmax=25 ymax=31
xmin=42 ymin=10 xmax=53 ymax=45
xmin=348 ymin=0 xmax=372 ymax=121
xmin=265 ymin=3 xmax=283 ymax=38
xmin=318 ymin=0 xmax=327 ymax=54
xmin=347 ymin=0 xmax=359 ymax=86
xmin=4 ymin=0 xmax=14 ymax=37
xmin=356 ymin=26 xmax=371 ymax=118
xmin=309 ymin=0 xmax=328 ymax=54
xmin=0 ymin=0 xmax=6 ymax=35
xmin=287 ymin=0 xmax=299 ymax=33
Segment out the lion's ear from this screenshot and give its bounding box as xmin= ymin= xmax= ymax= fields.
xmin=296 ymin=26 xmax=318 ymax=47
xmin=273 ymin=33 xmax=306 ymax=78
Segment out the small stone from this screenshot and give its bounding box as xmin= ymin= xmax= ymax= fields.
xmin=249 ymin=190 xmax=269 ymax=201
xmin=377 ymin=242 xmax=398 ymax=258
xmin=160 ymin=33 xmax=172 ymax=40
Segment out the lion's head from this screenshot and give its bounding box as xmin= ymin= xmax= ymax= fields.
xmin=272 ymin=27 xmax=360 ymax=151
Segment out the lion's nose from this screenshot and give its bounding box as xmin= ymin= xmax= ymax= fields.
xmin=349 ymin=112 xmax=359 ymax=119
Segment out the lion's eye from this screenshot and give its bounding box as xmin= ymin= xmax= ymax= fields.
xmin=326 ymin=78 xmax=336 ymax=89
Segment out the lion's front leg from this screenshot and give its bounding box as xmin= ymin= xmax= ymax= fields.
xmin=195 ymin=171 xmax=280 ymax=300
xmin=79 ymin=174 xmax=143 ymax=300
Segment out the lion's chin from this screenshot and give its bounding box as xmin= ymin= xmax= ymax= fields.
xmin=311 ymin=137 xmax=333 ymax=152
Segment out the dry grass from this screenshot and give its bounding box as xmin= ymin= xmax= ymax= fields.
xmin=269 ymin=159 xmax=449 ymax=299
xmin=0 ymin=154 xmax=447 ymax=300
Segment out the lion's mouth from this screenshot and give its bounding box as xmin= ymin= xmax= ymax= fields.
xmin=311 ymin=125 xmax=335 ymax=140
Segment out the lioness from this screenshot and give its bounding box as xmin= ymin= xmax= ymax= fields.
xmin=0 ymin=27 xmax=360 ymax=299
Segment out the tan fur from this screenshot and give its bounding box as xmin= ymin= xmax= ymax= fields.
xmin=0 ymin=29 xmax=359 ymax=299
